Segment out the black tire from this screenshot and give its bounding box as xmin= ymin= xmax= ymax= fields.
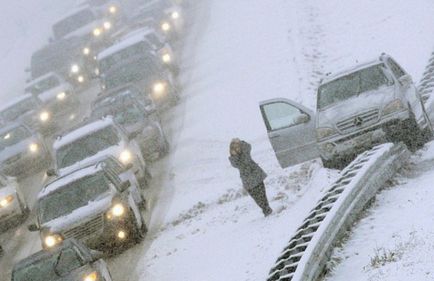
xmin=321 ymin=157 xmax=340 ymax=170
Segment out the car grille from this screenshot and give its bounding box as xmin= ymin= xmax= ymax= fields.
xmin=336 ymin=109 xmax=380 ymax=134
xmin=63 ymin=214 xmax=104 ymax=240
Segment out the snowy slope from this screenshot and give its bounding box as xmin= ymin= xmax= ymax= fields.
xmin=0 ymin=0 xmax=77 ymax=101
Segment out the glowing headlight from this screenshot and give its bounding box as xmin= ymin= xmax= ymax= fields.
xmin=71 ymin=64 xmax=80 ymax=74
xmin=162 ymin=53 xmax=171 ymax=63
xmin=40 ymin=111 xmax=50 ymax=122
xmin=103 ymin=21 xmax=112 ymax=30
xmin=4 ymin=133 xmax=10 ymax=140
xmin=161 ymin=22 xmax=171 ymax=32
xmin=0 ymin=195 xmax=14 ymax=208
xmin=93 ymin=28 xmax=102 ymax=37
xmin=29 ymin=143 xmax=39 ymax=153
xmin=84 ymin=272 xmax=98 ymax=281
xmin=383 ymin=99 xmax=405 ymax=116
xmin=57 ymin=92 xmax=66 ymax=100
xmin=171 ymin=11 xmax=180 ymax=20
xmin=316 ymin=127 xmax=337 ymax=140
xmin=112 ymin=204 xmax=125 ymax=217
xmin=109 ymin=6 xmax=117 ymax=14
xmin=78 ymin=76 xmax=85 ymax=83
xmin=153 ymin=82 xmax=166 ymax=94
xmin=44 ymin=234 xmax=62 ymax=248
xmin=119 ymin=150 xmax=132 ymax=164
xmin=83 ymin=47 xmax=90 ymax=56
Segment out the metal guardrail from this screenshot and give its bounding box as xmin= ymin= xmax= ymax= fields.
xmin=267 ymin=143 xmax=410 ymax=281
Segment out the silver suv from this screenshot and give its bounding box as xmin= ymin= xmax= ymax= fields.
xmin=260 ymin=54 xmax=432 ymax=169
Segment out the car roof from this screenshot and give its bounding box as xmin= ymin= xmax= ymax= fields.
xmin=320 ymin=54 xmax=393 ymax=86
xmin=12 ymin=239 xmax=82 ymax=272
xmin=97 ymin=27 xmax=155 ymax=60
xmin=0 ymin=94 xmax=39 ymax=112
xmin=53 ymin=117 xmax=115 ymax=150
xmin=38 ymin=164 xmax=104 ymax=199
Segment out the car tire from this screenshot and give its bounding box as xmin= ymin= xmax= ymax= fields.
xmin=400 ymin=114 xmax=425 ymax=152
xmin=320 ymin=156 xmax=340 ymax=170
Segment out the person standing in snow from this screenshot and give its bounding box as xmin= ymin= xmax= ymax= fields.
xmin=229 ymin=138 xmax=272 ymax=216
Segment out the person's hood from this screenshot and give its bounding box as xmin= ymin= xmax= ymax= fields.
xmin=37 ymin=84 xmax=73 ymax=104
xmin=0 ymin=138 xmax=36 ymax=163
xmin=41 ymin=193 xmax=113 ymax=234
xmin=316 ymin=86 xmax=396 ymax=128
xmin=57 ymin=140 xmax=127 ymax=176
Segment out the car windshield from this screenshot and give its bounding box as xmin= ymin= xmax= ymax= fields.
xmin=0 ymin=126 xmax=32 ymax=151
xmin=94 ymin=103 xmax=145 ymax=125
xmin=99 ymin=42 xmax=151 ymax=74
xmin=26 ymin=76 xmax=61 ymax=95
xmin=56 ymin=126 xmax=121 ymax=169
xmin=103 ymin=58 xmax=156 ymax=90
xmin=39 ymin=173 xmax=111 ymax=223
xmin=12 ymin=247 xmax=83 ymax=281
xmin=53 ymin=9 xmax=96 ymax=39
xmin=317 ymin=64 xmax=390 ymax=110
xmin=0 ymin=97 xmax=39 ymax=121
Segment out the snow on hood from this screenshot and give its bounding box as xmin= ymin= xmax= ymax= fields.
xmin=0 ymin=138 xmax=36 ymax=163
xmin=42 ymin=193 xmax=113 ymax=233
xmin=316 ymin=86 xmax=396 ymax=128
xmin=37 ymin=84 xmax=72 ymax=103
xmin=57 ymin=141 xmax=127 ymax=176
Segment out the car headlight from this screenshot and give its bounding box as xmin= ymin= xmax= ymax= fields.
xmin=383 ymin=99 xmax=406 ymax=116
xmin=43 ymin=234 xmax=63 ymax=248
xmin=119 ymin=150 xmax=132 ymax=164
xmin=29 ymin=143 xmax=39 ymax=153
xmin=71 ymin=64 xmax=80 ymax=74
xmin=78 ymin=76 xmax=85 ymax=83
xmin=84 ymin=272 xmax=98 ymax=281
xmin=57 ymin=92 xmax=66 ymax=100
xmin=83 ymin=47 xmax=91 ymax=56
xmin=109 ymin=5 xmax=117 ymax=14
xmin=103 ymin=21 xmax=112 ymax=30
xmin=162 ymin=53 xmax=171 ymax=63
xmin=161 ymin=22 xmax=171 ymax=32
xmin=0 ymin=195 xmax=14 ymax=208
xmin=316 ymin=127 xmax=337 ymax=140
xmin=106 ymin=203 xmax=125 ymax=219
xmin=40 ymin=111 xmax=50 ymax=122
xmin=153 ymin=81 xmax=167 ymax=94
xmin=93 ymin=28 xmax=102 ymax=37
xmin=171 ymin=11 xmax=180 ymax=20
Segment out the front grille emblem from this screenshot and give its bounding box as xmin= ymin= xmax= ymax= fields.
xmin=354 ymin=116 xmax=363 ymax=126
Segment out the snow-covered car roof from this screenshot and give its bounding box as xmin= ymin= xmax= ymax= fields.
xmin=38 ymin=164 xmax=104 ymax=199
xmin=321 ymin=56 xmax=386 ymax=85
xmin=53 ymin=117 xmax=115 ymax=150
xmin=97 ymin=27 xmax=155 ymax=60
xmin=0 ymin=94 xmax=39 ymax=113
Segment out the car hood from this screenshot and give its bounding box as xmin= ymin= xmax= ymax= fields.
xmin=317 ymin=86 xmax=395 ymax=127
xmin=42 ymin=193 xmax=113 ymax=233
xmin=37 ymin=84 xmax=72 ymax=103
xmin=57 ymin=142 xmax=127 ymax=176
xmin=0 ymin=138 xmax=35 ymax=163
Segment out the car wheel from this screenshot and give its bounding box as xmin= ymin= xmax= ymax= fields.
xmin=401 ymin=114 xmax=425 ymax=152
xmin=320 ymin=156 xmax=340 ymax=170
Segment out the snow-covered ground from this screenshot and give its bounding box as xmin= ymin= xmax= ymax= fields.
xmin=1 ymin=0 xmax=434 ymax=281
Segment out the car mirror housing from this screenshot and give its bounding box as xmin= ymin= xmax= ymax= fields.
xmin=120 ymin=180 xmax=131 ymax=192
xmin=28 ymin=224 xmax=39 ymax=232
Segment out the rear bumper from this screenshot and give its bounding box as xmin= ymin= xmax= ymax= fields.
xmin=318 ymin=111 xmax=410 ymax=161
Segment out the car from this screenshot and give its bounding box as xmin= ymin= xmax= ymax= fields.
xmin=91 ymin=87 xmax=169 ymax=160
xmin=0 ymin=173 xmax=29 ymax=230
xmin=259 ymin=54 xmax=433 ymax=169
xmin=11 ymin=238 xmax=113 ymax=281
xmin=29 ymin=163 xmax=148 ymax=252
xmin=0 ymin=123 xmax=51 ymax=178
xmin=25 ymin=72 xmax=81 ymax=126
xmin=0 ymin=94 xmax=56 ymax=136
xmin=29 ymin=37 xmax=93 ymax=87
xmin=50 ymin=117 xmax=151 ymax=185
xmin=97 ymin=31 xmax=179 ymax=108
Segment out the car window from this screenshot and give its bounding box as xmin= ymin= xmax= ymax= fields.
xmin=56 ymin=126 xmax=121 ymax=169
xmin=317 ymin=64 xmax=389 ymax=109
xmin=99 ymin=42 xmax=151 ymax=74
xmin=262 ymin=102 xmax=309 ymax=131
xmin=0 ymin=126 xmax=32 ymax=151
xmin=387 ymin=58 xmax=405 ymax=78
xmin=0 ymin=97 xmax=39 ymax=121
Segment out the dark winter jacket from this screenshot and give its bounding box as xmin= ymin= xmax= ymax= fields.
xmin=229 ymin=141 xmax=267 ymax=190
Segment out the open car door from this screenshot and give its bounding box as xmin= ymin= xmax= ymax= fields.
xmin=260 ymin=98 xmax=320 ymax=168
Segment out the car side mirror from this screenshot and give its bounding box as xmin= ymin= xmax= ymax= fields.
xmin=46 ymin=169 xmax=57 ymax=177
xmin=123 ymin=163 xmax=133 ymax=171
xmin=28 ymin=224 xmax=39 ymax=232
xmin=120 ymin=180 xmax=131 ymax=192
xmin=297 ymin=113 xmax=311 ymax=124
xmin=90 ymin=249 xmax=104 ymax=261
